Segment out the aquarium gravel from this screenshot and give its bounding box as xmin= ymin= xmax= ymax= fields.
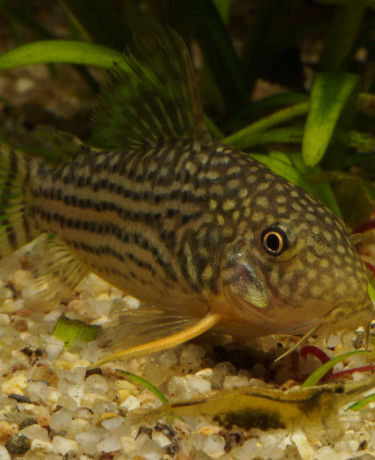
xmin=0 ymin=244 xmax=375 ymax=460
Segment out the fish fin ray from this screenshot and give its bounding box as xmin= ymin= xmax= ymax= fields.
xmin=0 ymin=144 xmax=38 ymax=258
xmin=92 ymin=20 xmax=210 ymax=149
xmin=50 ymin=128 xmax=88 ymax=164
xmin=93 ymin=309 xmax=222 ymax=367
xmin=24 ymin=234 xmax=88 ymax=311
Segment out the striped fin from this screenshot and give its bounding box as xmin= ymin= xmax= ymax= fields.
xmin=51 ymin=129 xmax=88 ymax=165
xmin=93 ymin=309 xmax=222 ymax=367
xmin=92 ymin=20 xmax=210 ymax=149
xmin=24 ymin=234 xmax=88 ymax=311
xmin=0 ymin=144 xmax=36 ymax=258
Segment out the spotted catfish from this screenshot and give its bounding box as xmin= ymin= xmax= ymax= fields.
xmin=0 ymin=21 xmax=372 ymax=364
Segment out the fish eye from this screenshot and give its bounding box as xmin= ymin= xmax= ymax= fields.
xmin=261 ymin=226 xmax=289 ymax=256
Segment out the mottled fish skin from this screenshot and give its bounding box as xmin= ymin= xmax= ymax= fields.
xmin=26 ymin=137 xmax=372 ymax=339
xmin=0 ymin=21 xmax=372 ymax=351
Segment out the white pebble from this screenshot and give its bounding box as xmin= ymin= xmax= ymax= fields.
xmin=0 ymin=445 xmax=11 ymax=460
xmin=27 ymin=380 xmax=49 ymax=401
xmin=120 ymin=395 xmax=140 ymax=411
xmin=30 ymin=439 xmax=53 ymax=452
xmin=21 ymin=424 xmax=49 ymax=442
xmin=49 ymin=408 xmax=73 ymax=432
xmin=84 ymin=374 xmax=108 ymax=395
xmin=0 ymin=314 xmax=10 ymax=325
xmin=135 ymin=434 xmax=163 ymax=460
xmin=168 ymin=376 xmax=192 ymax=399
xmin=186 ymin=375 xmax=211 ymax=395
xmin=76 ymin=429 xmax=104 ymax=455
xmin=96 ymin=435 xmax=122 ymax=453
xmin=292 ymin=431 xmax=315 ymax=460
xmin=180 ymin=344 xmax=205 ymax=370
xmin=120 ymin=436 xmax=136 ymax=455
xmin=152 ymin=431 xmax=170 ymax=448
xmin=223 ymin=375 xmax=249 ymax=389
xmin=101 ymin=416 xmax=124 ymax=430
xmin=15 ymin=77 xmax=35 ymax=93
xmin=41 ymin=335 xmax=64 ymax=361
xmin=52 ymin=435 xmax=79 ymax=455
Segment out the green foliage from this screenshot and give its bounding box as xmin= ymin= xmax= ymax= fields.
xmin=0 ymin=0 xmax=374 ymax=227
xmin=52 ymin=315 xmax=100 ymax=349
xmin=301 ymin=350 xmax=370 ymax=387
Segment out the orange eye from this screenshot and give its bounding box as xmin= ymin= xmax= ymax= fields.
xmin=261 ymin=227 xmax=288 ymax=256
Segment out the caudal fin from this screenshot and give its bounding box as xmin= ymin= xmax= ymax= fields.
xmin=0 ymin=144 xmax=38 ymax=258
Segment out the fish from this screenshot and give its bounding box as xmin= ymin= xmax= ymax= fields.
xmin=0 ymin=21 xmax=373 ymax=365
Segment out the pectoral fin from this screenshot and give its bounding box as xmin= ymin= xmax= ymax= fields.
xmin=23 ymin=234 xmax=88 ymax=311
xmin=91 ymin=308 xmax=222 ymax=368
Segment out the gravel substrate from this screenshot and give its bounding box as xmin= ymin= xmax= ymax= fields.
xmin=0 ymin=241 xmax=375 ymax=460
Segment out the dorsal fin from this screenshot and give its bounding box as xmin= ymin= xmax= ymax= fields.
xmin=92 ymin=20 xmax=210 ymax=150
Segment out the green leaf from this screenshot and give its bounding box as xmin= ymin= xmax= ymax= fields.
xmin=302 ymin=71 xmax=359 ymax=167
xmin=346 ymin=391 xmax=375 ymax=412
xmin=116 ymin=368 xmax=184 ymax=422
xmin=174 ymin=0 xmax=248 ymax=114
xmin=318 ymin=4 xmax=366 ymax=70
xmin=52 ymin=315 xmax=100 ymax=349
xmin=60 ymin=0 xmax=135 ymax=51
xmin=307 ymin=171 xmax=375 ymax=228
xmin=301 ymin=350 xmax=370 ymax=388
xmin=116 ymin=369 xmax=169 ymax=403
xmin=223 ymin=102 xmax=308 ymax=149
xmin=0 ymin=40 xmax=122 ymax=69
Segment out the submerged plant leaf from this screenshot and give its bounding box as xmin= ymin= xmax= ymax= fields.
xmin=116 ymin=369 xmax=169 ymax=404
xmin=346 ymin=392 xmax=375 ymax=412
xmin=53 ymin=315 xmax=100 ymax=349
xmin=302 ymin=71 xmax=358 ymax=167
xmin=301 ymin=350 xmax=370 ymax=388
xmin=223 ymin=102 xmax=308 ymax=149
xmin=0 ymin=40 xmax=122 ymax=69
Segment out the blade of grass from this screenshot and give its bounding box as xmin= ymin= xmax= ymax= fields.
xmin=302 ymin=350 xmax=371 ymax=387
xmin=319 ymin=3 xmax=366 ymax=70
xmin=223 ymin=102 xmax=308 ymax=148
xmin=302 ymin=71 xmax=359 ymax=167
xmin=59 ymin=0 xmax=132 ymax=51
xmin=241 ymin=0 xmax=303 ymax=94
xmin=174 ymin=0 xmax=248 ymax=115
xmin=346 ymin=392 xmax=375 ymax=412
xmin=0 ymin=40 xmax=122 ymax=69
xmin=116 ymin=369 xmax=169 ymax=404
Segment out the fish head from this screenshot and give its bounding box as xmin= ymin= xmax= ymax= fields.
xmin=218 ymin=182 xmax=373 ymax=337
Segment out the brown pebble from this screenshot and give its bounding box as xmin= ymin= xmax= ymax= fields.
xmin=13 ymin=319 xmax=28 ymax=332
xmin=36 ymin=414 xmax=50 ymax=428
xmin=0 ymin=421 xmax=17 ymax=440
xmin=5 ymin=433 xmax=31 ymax=454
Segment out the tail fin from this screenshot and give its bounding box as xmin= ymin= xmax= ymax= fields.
xmin=0 ymin=144 xmax=37 ymax=258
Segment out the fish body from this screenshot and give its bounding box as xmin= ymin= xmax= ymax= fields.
xmin=0 ymin=22 xmax=373 ymax=358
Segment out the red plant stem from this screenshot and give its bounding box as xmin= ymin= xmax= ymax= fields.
xmin=352 ymin=220 xmax=375 ymax=234
xmin=300 ymin=345 xmax=333 ymax=380
xmin=331 ymin=365 xmax=375 ymax=379
xmin=365 ymin=261 xmax=375 ymax=278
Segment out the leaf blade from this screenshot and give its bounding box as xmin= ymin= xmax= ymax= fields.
xmin=0 ymin=40 xmax=122 ymax=69
xmin=302 ymin=71 xmax=359 ymax=167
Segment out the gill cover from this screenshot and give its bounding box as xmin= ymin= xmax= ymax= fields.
xmin=221 ymin=238 xmax=270 ymax=314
